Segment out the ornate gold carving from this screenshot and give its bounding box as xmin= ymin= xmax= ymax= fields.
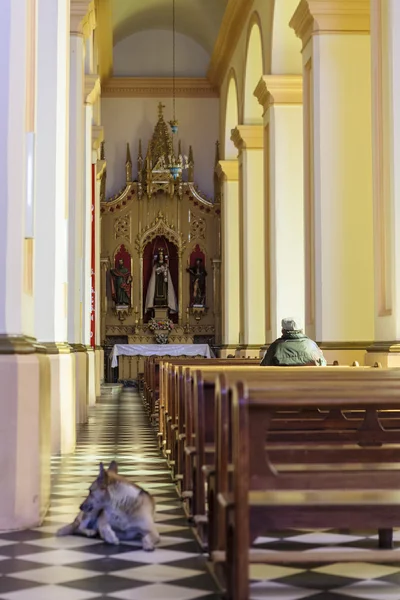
xmin=135 ymin=211 xmax=186 ymax=256
xmin=190 ymin=213 xmax=206 ymax=241
xmin=114 ymin=215 xmax=131 ymax=241
xmin=126 ymin=143 xmax=132 ymax=182
xmin=102 ymin=77 xmax=219 ymax=98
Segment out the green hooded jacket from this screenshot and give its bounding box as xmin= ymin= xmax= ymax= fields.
xmin=260 ymin=331 xmax=327 ymax=367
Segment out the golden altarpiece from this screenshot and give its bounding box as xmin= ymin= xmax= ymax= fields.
xmin=100 ymin=104 xmax=221 ymax=380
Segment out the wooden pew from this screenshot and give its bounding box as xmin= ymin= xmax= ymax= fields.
xmin=214 ymin=371 xmax=400 ymax=600
xmin=179 ymin=364 xmax=374 ymax=544
xmin=158 ymin=358 xmax=259 ymax=457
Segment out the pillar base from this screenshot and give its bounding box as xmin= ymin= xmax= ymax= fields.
xmin=71 ymin=344 xmax=89 ymax=425
xmin=95 ymin=345 xmax=103 ymax=397
xmin=366 ymin=342 xmax=400 ymax=367
xmin=318 ymin=342 xmax=371 ymax=366
xmin=41 ymin=344 xmax=76 ymax=455
xmin=0 ymin=353 xmax=51 ymax=530
xmin=86 ymin=346 xmax=96 ymax=406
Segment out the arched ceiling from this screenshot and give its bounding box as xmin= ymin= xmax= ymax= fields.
xmin=111 ymin=0 xmax=228 ymax=55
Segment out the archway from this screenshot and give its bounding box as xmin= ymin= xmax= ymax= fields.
xmin=243 ymin=17 xmax=264 ymax=124
xmin=224 ymin=72 xmax=239 ymax=159
xmin=270 ymin=0 xmax=302 ymax=74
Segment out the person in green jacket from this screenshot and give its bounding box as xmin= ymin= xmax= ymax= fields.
xmin=261 ymin=317 xmax=326 ymax=366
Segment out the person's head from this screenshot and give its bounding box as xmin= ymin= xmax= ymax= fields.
xmin=157 ymin=248 xmax=164 ymax=263
xmin=118 ymin=259 xmax=124 ymax=267
xmin=195 ymin=258 xmax=202 ymax=267
xmin=281 ymin=317 xmax=303 ymax=334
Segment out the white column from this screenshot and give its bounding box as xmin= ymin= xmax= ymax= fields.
xmin=84 ymin=76 xmax=101 ymax=405
xmin=35 ymin=0 xmax=76 ymax=455
xmin=68 ymin=30 xmax=85 ymax=345
xmin=290 ymin=0 xmax=374 ymax=364
xmin=367 ymin=0 xmax=400 ymax=365
xmin=255 ymin=76 xmax=305 ymax=341
xmin=0 ymin=0 xmax=47 ymax=529
xmin=216 ymin=160 xmax=241 ymax=355
xmin=231 ymin=126 xmax=266 ymax=354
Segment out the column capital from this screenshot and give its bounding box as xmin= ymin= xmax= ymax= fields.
xmin=254 ymin=75 xmax=303 ymax=113
xmin=231 ymin=125 xmax=263 ymax=152
xmin=71 ymin=0 xmax=96 ymax=38
xmin=85 ymin=74 xmax=101 ymax=104
xmin=216 ymin=160 xmax=239 ymax=182
xmin=290 ymin=0 xmax=370 ymax=47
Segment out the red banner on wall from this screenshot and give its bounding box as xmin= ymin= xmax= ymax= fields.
xmin=90 ymin=163 xmax=96 ymax=348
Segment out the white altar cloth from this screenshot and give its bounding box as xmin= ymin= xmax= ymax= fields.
xmin=111 ymin=343 xmax=213 ymax=368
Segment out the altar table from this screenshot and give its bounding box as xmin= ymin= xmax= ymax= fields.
xmin=111 ymin=343 xmax=213 ymax=368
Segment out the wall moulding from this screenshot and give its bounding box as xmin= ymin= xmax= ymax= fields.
xmin=231 ymin=125 xmax=263 ymax=151
xmin=216 ymin=160 xmax=239 ymax=182
xmin=70 ymin=0 xmax=96 ymax=37
xmin=254 ymin=75 xmax=303 ymax=113
xmin=85 ymin=75 xmax=101 ymax=104
xmin=290 ymin=0 xmax=370 ymax=47
xmin=102 ymin=77 xmax=219 ymax=99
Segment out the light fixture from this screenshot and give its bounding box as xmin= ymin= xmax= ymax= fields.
xmin=166 ymin=0 xmax=189 ymax=180
xmin=168 ymin=0 xmax=178 ymax=135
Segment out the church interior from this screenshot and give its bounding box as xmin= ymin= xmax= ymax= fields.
xmin=2 ymin=0 xmax=400 ymax=598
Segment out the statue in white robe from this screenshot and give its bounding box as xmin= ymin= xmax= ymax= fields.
xmin=145 ymin=248 xmax=178 ymax=313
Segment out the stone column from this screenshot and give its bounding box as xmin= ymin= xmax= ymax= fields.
xmin=290 ymin=0 xmax=374 ymax=365
xmin=254 ymin=75 xmax=305 ymax=342
xmin=366 ymin=0 xmax=400 ymax=366
xmin=85 ymin=75 xmax=101 ymax=405
xmin=35 ymin=0 xmax=76 ymax=456
xmin=92 ymin=125 xmax=104 ymax=396
xmin=231 ymin=126 xmax=265 ymax=356
xmin=0 ymin=0 xmax=47 ymax=529
xmin=216 ymin=160 xmax=241 ymax=356
xmin=69 ymin=2 xmax=88 ymax=425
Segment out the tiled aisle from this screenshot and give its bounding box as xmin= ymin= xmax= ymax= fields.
xmin=1 ymin=390 xmax=400 ymax=600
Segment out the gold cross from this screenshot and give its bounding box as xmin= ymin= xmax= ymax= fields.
xmin=158 ymin=102 xmax=165 ymax=117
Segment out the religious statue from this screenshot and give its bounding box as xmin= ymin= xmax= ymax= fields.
xmin=187 ymin=258 xmax=207 ymax=306
xmin=145 ymin=248 xmax=178 ymax=313
xmin=110 ymin=259 xmax=132 ymax=306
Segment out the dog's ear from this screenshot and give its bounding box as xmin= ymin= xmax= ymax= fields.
xmin=98 ymin=462 xmax=107 ymax=482
xmin=108 ymin=460 xmax=118 ymax=473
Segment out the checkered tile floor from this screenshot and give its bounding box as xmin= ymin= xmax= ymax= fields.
xmin=1 ymin=389 xmax=400 ymax=599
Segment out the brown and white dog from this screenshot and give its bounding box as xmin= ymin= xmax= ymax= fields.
xmin=56 ymin=461 xmax=160 ymax=551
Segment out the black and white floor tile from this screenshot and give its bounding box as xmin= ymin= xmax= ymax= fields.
xmin=1 ymin=387 xmax=400 ymax=599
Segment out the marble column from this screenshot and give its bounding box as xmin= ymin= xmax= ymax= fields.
xmin=290 ymin=0 xmax=374 ymax=365
xmin=69 ymin=5 xmax=88 ymax=425
xmin=85 ymin=76 xmax=101 ymax=406
xmin=255 ymin=75 xmax=305 ymax=342
xmin=366 ymin=0 xmax=400 ymax=366
xmin=0 ymin=0 xmax=48 ymax=529
xmin=231 ymin=126 xmax=266 ymax=356
xmin=216 ymin=160 xmax=241 ymax=356
xmin=93 ymin=126 xmax=105 ymax=395
xmin=35 ymin=0 xmax=76 ymax=456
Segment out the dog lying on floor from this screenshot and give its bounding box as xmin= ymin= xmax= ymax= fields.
xmin=56 ymin=461 xmax=160 ymax=551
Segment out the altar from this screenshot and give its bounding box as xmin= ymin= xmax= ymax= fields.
xmin=111 ymin=343 xmax=213 ymax=381
xmin=100 ymin=103 xmax=221 ymax=381
xmin=111 ymin=343 xmax=213 ymax=368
